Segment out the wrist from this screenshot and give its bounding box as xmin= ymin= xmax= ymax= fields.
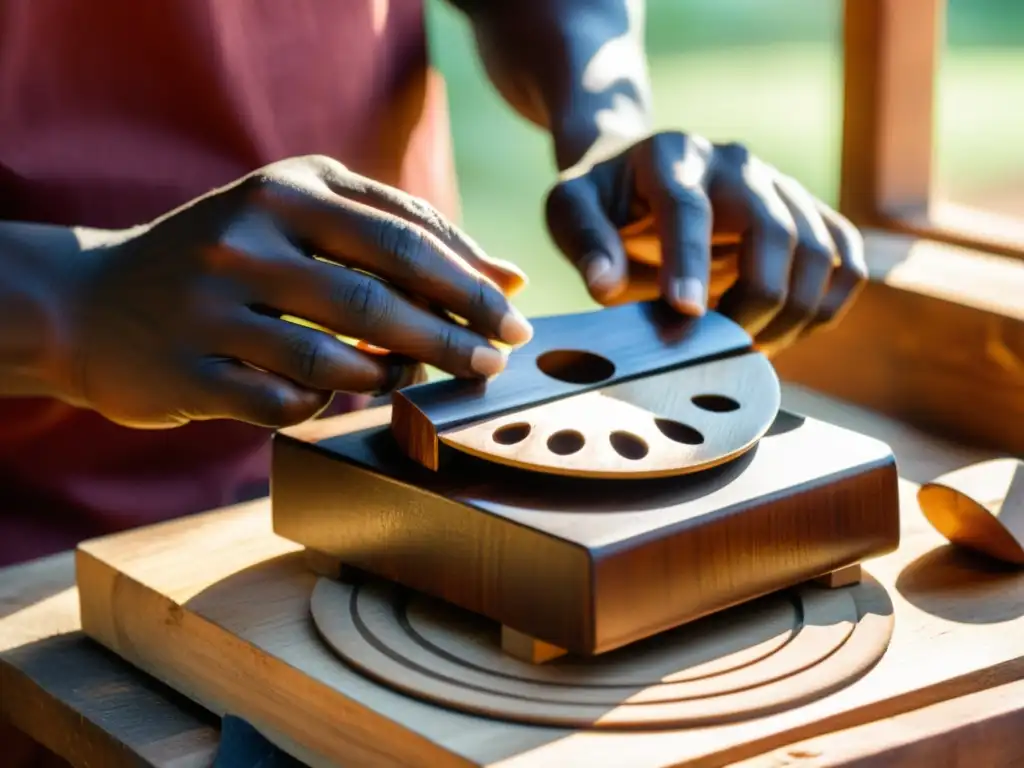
xmin=550 ymin=96 xmax=653 ymax=177
xmin=0 ymin=222 xmax=117 ymax=399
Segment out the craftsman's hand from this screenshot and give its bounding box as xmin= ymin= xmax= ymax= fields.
xmin=545 ymin=132 xmax=867 ymax=351
xmin=56 ymin=155 xmax=532 ymax=429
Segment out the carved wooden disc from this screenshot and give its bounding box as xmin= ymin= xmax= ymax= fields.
xmin=439 ymin=352 xmax=780 ymax=479
xmin=311 ymin=574 xmax=893 ymax=730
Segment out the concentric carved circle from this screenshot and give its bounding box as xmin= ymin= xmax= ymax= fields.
xmin=311 ymin=575 xmax=893 ymax=730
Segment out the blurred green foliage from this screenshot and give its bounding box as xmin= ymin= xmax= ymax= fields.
xmin=427 ymin=0 xmax=1024 ymax=316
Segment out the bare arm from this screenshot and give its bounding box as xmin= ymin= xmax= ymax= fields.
xmin=449 ymin=0 xmax=651 ymax=173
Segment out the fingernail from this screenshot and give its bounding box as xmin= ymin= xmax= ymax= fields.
xmin=470 ymin=346 xmax=508 ymax=378
xmin=498 ymin=305 xmax=534 ymax=346
xmin=670 ymin=276 xmax=706 ymax=316
xmin=584 ymin=254 xmax=616 ymax=292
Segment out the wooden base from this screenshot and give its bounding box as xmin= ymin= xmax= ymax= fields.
xmin=272 ymin=408 xmax=900 ymax=656
xmin=75 ymin=482 xmax=1024 ymax=767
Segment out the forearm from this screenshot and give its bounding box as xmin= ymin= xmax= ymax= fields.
xmin=452 ymin=0 xmax=653 ymax=173
xmin=0 ymin=221 xmax=91 ymax=398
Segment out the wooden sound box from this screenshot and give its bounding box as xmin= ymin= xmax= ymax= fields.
xmin=272 ymin=301 xmax=901 ymax=669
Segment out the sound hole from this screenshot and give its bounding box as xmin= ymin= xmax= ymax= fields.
xmin=692 ymin=394 xmax=740 ymax=412
xmin=536 ymin=350 xmax=615 ymax=384
xmin=655 ymin=419 xmax=704 ymax=445
xmin=609 ymin=431 xmax=648 ymax=460
xmin=493 ymin=423 xmax=531 ymax=445
xmin=547 ymin=430 xmax=585 ymax=455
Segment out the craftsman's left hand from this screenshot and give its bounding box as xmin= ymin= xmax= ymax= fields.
xmin=544 ymin=131 xmax=868 ymax=352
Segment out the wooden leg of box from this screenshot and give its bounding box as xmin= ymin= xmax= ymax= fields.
xmin=500 ymin=626 xmax=567 ymax=664
xmin=814 ymin=563 xmax=863 ymax=589
xmin=304 ymin=549 xmax=344 ymax=578
xmin=303 ymin=550 xmax=368 ymax=584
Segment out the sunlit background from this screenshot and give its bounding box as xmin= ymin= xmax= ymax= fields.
xmin=428 ymin=0 xmax=1024 ymax=316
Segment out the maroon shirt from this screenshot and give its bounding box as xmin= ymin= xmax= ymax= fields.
xmin=0 ymin=0 xmax=459 ymax=566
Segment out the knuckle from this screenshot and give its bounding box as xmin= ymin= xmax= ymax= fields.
xmin=759 ymin=214 xmax=798 ymax=250
xmin=286 ymin=332 xmax=329 ymax=384
xmin=254 ymin=384 xmax=327 ymax=427
xmin=435 ymin=325 xmax=465 ymax=363
xmin=339 ymin=275 xmax=393 ymax=327
xmin=716 ymin=141 xmax=751 ymax=166
xmin=290 ymin=153 xmax=346 ymax=175
xmin=251 ymin=386 xmax=296 ymax=426
xmin=665 ymin=184 xmax=712 ymax=214
xmin=375 ymin=218 xmax=434 ymax=275
xmin=803 ymin=240 xmax=838 ymax=269
xmin=743 ymin=278 xmax=788 ymax=314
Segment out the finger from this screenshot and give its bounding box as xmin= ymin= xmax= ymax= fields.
xmin=186 ymin=358 xmax=332 ymax=428
xmin=545 ymin=177 xmax=629 ymax=304
xmin=753 ymin=175 xmax=838 ymax=348
xmin=264 ymin=262 xmax=510 ymax=380
xmin=335 ymin=176 xmax=529 ymax=296
xmin=252 ymin=177 xmax=533 ymax=346
xmin=710 ymin=148 xmax=797 ymax=336
xmin=633 ymin=132 xmax=714 ymax=316
xmin=216 ymin=312 xmax=408 ymax=395
xmin=808 ymin=204 xmax=868 ymax=331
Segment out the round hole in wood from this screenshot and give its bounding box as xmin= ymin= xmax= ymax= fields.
xmin=536 ymin=350 xmax=615 ymax=384
xmin=609 ymin=431 xmax=649 ymax=460
xmin=691 ymin=394 xmax=740 ymax=412
xmin=655 ymin=418 xmax=704 ymax=445
xmin=492 ymin=423 xmax=531 ymax=445
xmin=547 ymin=430 xmax=585 ymax=455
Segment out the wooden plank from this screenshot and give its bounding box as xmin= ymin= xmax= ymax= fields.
xmin=76 ymin=389 xmax=1021 ymax=768
xmin=773 ymin=230 xmax=1024 ymax=456
xmin=0 ymin=552 xmax=220 ymax=768
xmin=731 ymin=678 xmax=1024 ymax=767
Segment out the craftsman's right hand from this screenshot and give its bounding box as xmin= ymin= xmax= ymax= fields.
xmin=54 ymin=155 xmax=533 ymax=429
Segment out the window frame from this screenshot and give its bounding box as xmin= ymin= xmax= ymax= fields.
xmin=839 ymin=0 xmax=1024 ymax=260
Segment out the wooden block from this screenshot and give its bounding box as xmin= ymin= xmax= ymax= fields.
xmin=392 ymin=302 xmax=752 ymax=470
xmin=814 ymin=564 xmax=863 ymax=589
xmin=0 ymin=552 xmax=220 ymax=768
xmin=304 ymin=548 xmax=344 ymax=579
xmin=271 ymin=407 xmax=900 ymax=656
xmin=499 ymin=626 xmax=566 ymax=664
xmin=918 ymin=458 xmax=1024 ymax=565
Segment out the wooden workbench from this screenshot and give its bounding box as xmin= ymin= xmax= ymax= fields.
xmin=3 ymin=385 xmax=1024 ymax=767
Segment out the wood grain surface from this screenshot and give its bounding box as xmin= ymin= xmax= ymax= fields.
xmin=75 ymin=446 xmax=1024 ymax=767
xmin=0 ymin=553 xmax=219 ymax=768
xmin=392 ymin=301 xmax=752 ymax=469
xmin=6 ymin=386 xmax=1024 ymax=768
xmin=272 ymin=407 xmax=899 ymax=655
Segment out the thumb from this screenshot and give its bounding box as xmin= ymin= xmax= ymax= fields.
xmin=545 ymin=178 xmax=629 ymax=304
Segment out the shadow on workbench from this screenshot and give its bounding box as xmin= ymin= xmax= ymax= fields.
xmin=896 ymin=545 xmax=1024 ymax=624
